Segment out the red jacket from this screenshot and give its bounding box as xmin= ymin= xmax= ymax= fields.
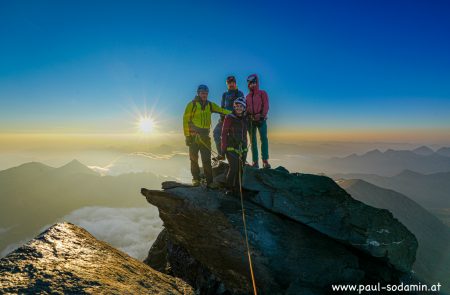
xmin=221 ymin=113 xmax=248 ymax=153
xmin=246 ymin=74 xmax=269 ymax=120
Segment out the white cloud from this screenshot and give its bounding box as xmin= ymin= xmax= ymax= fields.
xmin=1 ymin=236 xmax=29 ymax=258
xmin=88 ymin=152 xmax=190 ymax=179
xmin=0 ymin=227 xmax=11 ymax=235
xmin=61 ymin=206 xmax=164 ymax=260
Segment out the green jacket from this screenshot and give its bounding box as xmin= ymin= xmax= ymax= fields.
xmin=183 ymin=97 xmax=231 ymax=137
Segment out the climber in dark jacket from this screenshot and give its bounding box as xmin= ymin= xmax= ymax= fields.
xmin=221 ymin=97 xmax=248 ymax=195
xmin=213 ymin=75 xmax=245 ymax=160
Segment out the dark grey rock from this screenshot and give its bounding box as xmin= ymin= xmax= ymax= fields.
xmin=141 ymin=166 xmax=417 ymax=294
xmin=242 ymin=167 xmax=418 ymax=273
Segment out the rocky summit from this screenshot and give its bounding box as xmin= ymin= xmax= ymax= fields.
xmin=142 ymin=165 xmax=419 ymax=295
xmin=0 ymin=222 xmax=193 ymax=295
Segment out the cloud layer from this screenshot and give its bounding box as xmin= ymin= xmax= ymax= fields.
xmin=61 ymin=206 xmax=164 ymax=260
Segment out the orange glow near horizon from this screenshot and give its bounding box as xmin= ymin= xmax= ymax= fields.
xmin=0 ymin=126 xmax=449 ymax=152
xmin=269 ymin=127 xmax=450 ymax=144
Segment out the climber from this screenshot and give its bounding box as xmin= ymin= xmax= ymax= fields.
xmin=212 ymin=75 xmax=245 ymax=161
xmin=221 ymin=97 xmax=248 ymax=195
xmin=246 ymin=74 xmax=271 ymax=169
xmin=183 ymin=84 xmax=231 ymax=188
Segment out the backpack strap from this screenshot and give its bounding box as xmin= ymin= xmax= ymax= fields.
xmin=189 ymin=99 xmax=198 ymax=123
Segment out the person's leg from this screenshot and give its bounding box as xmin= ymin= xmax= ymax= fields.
xmin=213 ymin=121 xmax=223 ymax=156
xmin=259 ymin=120 xmax=269 ymax=161
xmin=189 ymin=141 xmax=200 ymax=182
xmin=199 ymin=136 xmax=213 ymax=184
xmin=249 ymin=122 xmax=259 ymax=165
xmin=237 ymin=151 xmax=247 ymax=189
xmin=225 ymin=152 xmax=239 ymax=189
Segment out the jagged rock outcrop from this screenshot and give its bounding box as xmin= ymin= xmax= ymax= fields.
xmin=141 ymin=166 xmax=418 ymax=295
xmin=0 ymin=222 xmax=193 ymax=294
xmin=242 ymin=167 xmax=418 ymax=272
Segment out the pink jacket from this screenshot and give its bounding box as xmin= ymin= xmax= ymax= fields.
xmin=245 ymin=74 xmax=269 ymax=120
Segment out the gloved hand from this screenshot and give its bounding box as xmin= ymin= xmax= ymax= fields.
xmin=185 ymin=136 xmax=193 ymax=147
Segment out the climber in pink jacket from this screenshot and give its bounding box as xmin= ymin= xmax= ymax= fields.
xmin=246 ymin=74 xmax=270 ymax=169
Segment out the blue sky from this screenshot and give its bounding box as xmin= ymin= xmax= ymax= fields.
xmin=0 ymin=0 xmax=449 ymax=138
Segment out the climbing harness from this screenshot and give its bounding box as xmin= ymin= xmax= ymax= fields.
xmin=226 ymin=146 xmax=248 ymax=154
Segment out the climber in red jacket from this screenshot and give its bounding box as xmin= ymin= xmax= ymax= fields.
xmin=221 ymin=97 xmax=248 ymax=195
xmin=246 ymin=74 xmax=270 ymax=169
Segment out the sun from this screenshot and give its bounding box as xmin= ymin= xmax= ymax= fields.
xmin=138 ymin=116 xmax=155 ymax=134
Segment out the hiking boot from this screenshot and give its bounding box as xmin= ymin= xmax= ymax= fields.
xmin=263 ymin=160 xmax=271 ymax=169
xmin=252 ymin=162 xmax=259 ymax=169
xmin=207 ymin=182 xmax=220 ymax=189
xmin=192 ymin=179 xmax=200 ymax=187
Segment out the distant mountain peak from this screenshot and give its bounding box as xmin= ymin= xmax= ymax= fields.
xmin=2 ymin=161 xmax=54 ymax=174
xmin=384 ymin=148 xmax=396 ymax=154
xmin=436 ymin=147 xmax=450 ymax=157
xmin=56 ymin=159 xmax=97 ymax=175
xmin=19 ymin=161 xmax=53 ymax=169
xmin=413 ymin=146 xmax=434 ymax=156
xmin=364 ymin=149 xmax=382 ymax=156
xmin=396 ymin=169 xmax=422 ymax=177
xmin=67 ymin=159 xmax=82 ymax=164
xmin=334 ymin=178 xmax=362 ymax=189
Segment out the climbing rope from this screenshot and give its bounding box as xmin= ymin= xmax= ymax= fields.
xmin=194 ymin=134 xmax=220 ymax=157
xmin=238 ymin=147 xmax=258 ymax=295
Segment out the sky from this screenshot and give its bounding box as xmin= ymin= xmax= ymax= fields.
xmin=1 ymin=0 xmax=450 ymax=143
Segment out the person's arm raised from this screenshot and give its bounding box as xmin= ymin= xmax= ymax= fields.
xmin=211 ymin=102 xmax=231 ymax=115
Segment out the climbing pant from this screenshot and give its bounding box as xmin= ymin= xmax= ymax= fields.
xmin=225 ymin=151 xmax=247 ymax=191
xmin=189 ymin=135 xmax=213 ymax=184
xmin=248 ymin=120 xmax=269 ymax=163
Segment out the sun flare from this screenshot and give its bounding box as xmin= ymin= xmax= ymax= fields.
xmin=138 ymin=116 xmax=155 ymax=134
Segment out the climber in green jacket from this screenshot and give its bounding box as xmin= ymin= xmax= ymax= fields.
xmin=183 ymin=84 xmax=231 ymax=188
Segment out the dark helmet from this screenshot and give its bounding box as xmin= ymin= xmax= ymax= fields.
xmin=197 ymin=84 xmax=209 ymax=93
xmin=226 ymin=75 xmax=236 ymax=84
